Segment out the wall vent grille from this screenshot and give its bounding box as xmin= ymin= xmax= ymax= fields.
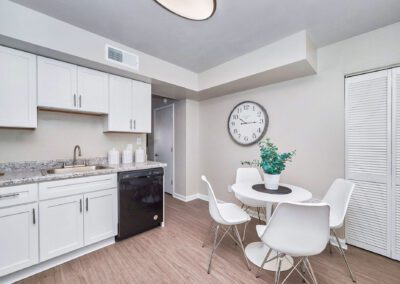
xmin=105 ymin=44 xmax=139 ymax=70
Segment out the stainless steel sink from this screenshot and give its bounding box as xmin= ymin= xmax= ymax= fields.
xmin=42 ymin=165 xmax=111 ymax=175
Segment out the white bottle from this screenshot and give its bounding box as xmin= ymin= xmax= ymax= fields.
xmin=122 ymin=144 xmax=133 ymax=164
xmin=108 ymin=148 xmax=119 ymax=165
xmin=135 ymin=146 xmax=145 ymax=163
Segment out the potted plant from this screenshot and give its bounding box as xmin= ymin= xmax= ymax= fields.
xmin=242 ymin=139 xmax=295 ymax=190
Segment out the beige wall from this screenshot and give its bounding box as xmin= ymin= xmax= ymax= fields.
xmin=198 ymin=22 xmax=400 ymax=203
xmin=174 ymin=100 xmax=187 ymax=196
xmin=0 ymin=110 xmax=145 ymax=163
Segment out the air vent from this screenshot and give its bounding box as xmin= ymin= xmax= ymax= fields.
xmin=105 ymin=44 xmax=139 ymax=70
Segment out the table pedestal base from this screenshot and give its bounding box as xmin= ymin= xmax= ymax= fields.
xmin=245 ymin=242 xmax=293 ymax=271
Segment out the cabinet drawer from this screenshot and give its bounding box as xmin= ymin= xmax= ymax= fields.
xmin=0 ymin=183 xmax=38 ymax=208
xmin=39 ymin=174 xmax=117 ymax=200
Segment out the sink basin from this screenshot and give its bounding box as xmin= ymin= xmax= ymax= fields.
xmin=42 ymin=165 xmax=111 ymax=175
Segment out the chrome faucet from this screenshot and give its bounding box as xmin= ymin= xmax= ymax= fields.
xmin=73 ymin=145 xmax=82 ymax=166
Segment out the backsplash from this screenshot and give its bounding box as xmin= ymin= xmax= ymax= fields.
xmin=0 ymin=110 xmax=146 ymax=163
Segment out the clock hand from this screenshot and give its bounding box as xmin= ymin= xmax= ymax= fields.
xmin=239 ymin=118 xmax=248 ymax=124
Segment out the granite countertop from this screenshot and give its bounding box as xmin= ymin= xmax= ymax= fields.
xmin=0 ymin=159 xmax=167 ymax=188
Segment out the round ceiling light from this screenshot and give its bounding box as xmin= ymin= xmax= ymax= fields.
xmin=155 ymin=0 xmax=216 ymax=21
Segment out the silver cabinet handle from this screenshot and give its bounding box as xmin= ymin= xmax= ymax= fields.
xmin=79 ymin=95 xmax=82 ymax=108
xmin=32 ymin=208 xmax=36 ymax=224
xmin=134 ymin=119 xmax=136 ymax=130
xmin=86 ymin=198 xmax=88 ymax=212
xmin=80 ymin=199 xmax=82 ymax=213
xmin=0 ymin=193 xmax=19 ymax=199
xmin=74 ymin=94 xmax=77 ymax=107
xmin=130 ymin=119 xmax=133 ymax=130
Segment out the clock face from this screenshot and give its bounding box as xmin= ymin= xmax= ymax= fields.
xmin=228 ymin=101 xmax=268 ymax=146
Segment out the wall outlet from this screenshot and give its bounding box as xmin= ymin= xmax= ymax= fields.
xmin=136 ymin=137 xmax=142 ymax=145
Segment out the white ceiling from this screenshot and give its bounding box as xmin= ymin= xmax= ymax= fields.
xmin=11 ymin=0 xmax=400 ymax=72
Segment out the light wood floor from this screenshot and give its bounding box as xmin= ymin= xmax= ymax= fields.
xmin=20 ymin=195 xmax=400 ymax=284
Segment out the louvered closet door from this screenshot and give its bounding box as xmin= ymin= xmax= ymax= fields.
xmin=345 ymin=70 xmax=391 ymax=257
xmin=392 ymin=67 xmax=400 ymax=261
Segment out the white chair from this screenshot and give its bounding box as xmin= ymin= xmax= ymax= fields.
xmin=255 ymin=202 xmax=330 ymax=284
xmin=322 ymin=178 xmax=356 ymax=282
xmin=201 ymin=175 xmax=251 ymax=274
xmin=235 ymin=168 xmax=265 ymax=220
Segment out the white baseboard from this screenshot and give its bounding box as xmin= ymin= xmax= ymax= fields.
xmin=330 ymin=235 xmax=348 ymax=250
xmin=0 ymin=237 xmax=115 ymax=284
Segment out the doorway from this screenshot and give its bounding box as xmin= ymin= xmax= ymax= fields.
xmin=153 ymin=104 xmax=174 ymax=195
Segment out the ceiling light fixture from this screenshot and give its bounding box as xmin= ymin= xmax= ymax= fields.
xmin=154 ymin=0 xmax=216 ymax=21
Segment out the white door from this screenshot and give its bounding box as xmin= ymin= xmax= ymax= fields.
xmin=37 ymin=56 xmax=77 ymax=111
xmin=106 ymin=75 xmax=133 ymax=132
xmin=0 ymin=46 xmax=37 ymax=128
xmin=345 ymin=70 xmax=391 ymax=257
xmin=0 ymin=203 xmax=38 ymax=276
xmin=132 ymin=80 xmax=152 ymax=133
xmin=39 ymin=195 xmax=84 ymax=261
xmin=77 ymin=66 xmax=108 ymax=114
xmin=84 ymin=189 xmax=117 ymax=246
xmin=392 ymin=67 xmax=400 ymax=260
xmin=154 ymin=105 xmax=174 ymax=195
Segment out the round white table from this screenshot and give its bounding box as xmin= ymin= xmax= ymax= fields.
xmin=231 ymin=182 xmax=312 ymax=272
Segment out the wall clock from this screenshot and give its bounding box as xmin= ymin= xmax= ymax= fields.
xmin=227 ymin=101 xmax=268 ymax=146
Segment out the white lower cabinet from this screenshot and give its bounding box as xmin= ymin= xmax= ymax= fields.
xmin=0 ymin=203 xmax=38 ymax=277
xmin=84 ymin=189 xmax=117 ymax=246
xmin=39 ymin=195 xmax=84 ymax=262
xmin=38 ymin=174 xmax=118 ymax=262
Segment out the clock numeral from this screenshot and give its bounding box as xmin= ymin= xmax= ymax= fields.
xmin=260 ymin=119 xmax=264 ymax=123
xmin=258 ymin=128 xmax=261 ymax=133
xmin=244 ymin=136 xmax=248 ymax=142
xmin=253 ymin=106 xmax=255 ymax=111
xmin=238 ymin=134 xmax=241 ymax=139
xmin=252 ymin=133 xmax=257 ymax=139
xmin=232 ymin=114 xmax=238 ymax=119
xmin=231 ymin=121 xmax=235 ymax=126
xmin=257 ymin=111 xmax=261 ymax=117
xmin=244 ymin=105 xmax=249 ymax=110
xmin=233 ymin=129 xmax=238 ymax=134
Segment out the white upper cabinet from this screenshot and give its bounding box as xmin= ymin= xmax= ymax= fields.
xmin=38 ymin=56 xmax=77 ymax=111
xmin=106 ymin=75 xmax=133 ymax=132
xmin=106 ymin=75 xmax=151 ymax=133
xmin=0 ymin=46 xmax=37 ymax=128
xmin=38 ymin=57 xmax=108 ymax=114
xmin=77 ymin=67 xmax=108 ymax=114
xmin=132 ymin=80 xmax=151 ymax=133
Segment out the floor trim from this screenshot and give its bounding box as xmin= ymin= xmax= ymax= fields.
xmin=0 ymin=237 xmax=115 ymax=284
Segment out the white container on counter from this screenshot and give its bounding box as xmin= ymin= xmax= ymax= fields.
xmin=135 ymin=146 xmax=145 ymax=163
xmin=122 ymin=150 xmax=133 ymax=164
xmin=108 ymin=148 xmax=120 ymax=165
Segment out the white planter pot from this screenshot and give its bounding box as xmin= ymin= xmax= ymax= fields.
xmin=264 ymin=173 xmax=280 ymax=190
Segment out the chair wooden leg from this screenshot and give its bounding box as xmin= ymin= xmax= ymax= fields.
xmin=242 ymin=221 xmax=249 ymax=243
xmin=207 ymin=225 xmax=220 ymax=274
xmin=305 ymin=258 xmax=318 ymax=284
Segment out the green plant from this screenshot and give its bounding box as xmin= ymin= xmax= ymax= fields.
xmin=241 ymin=138 xmax=295 ymax=175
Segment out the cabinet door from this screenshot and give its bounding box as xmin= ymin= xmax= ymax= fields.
xmin=106 ymin=75 xmax=132 ymax=132
xmin=77 ymin=67 xmax=108 ymax=114
xmin=0 ymin=203 xmax=38 ymax=276
xmin=84 ymin=189 xmax=117 ymax=246
xmin=37 ymin=56 xmax=77 ymax=111
xmin=132 ymin=80 xmax=151 ymax=133
xmin=39 ymin=195 xmax=83 ymax=261
xmin=0 ymin=46 xmax=37 ymax=128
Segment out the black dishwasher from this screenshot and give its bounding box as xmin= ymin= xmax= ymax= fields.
xmin=116 ymin=168 xmax=164 ymax=241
